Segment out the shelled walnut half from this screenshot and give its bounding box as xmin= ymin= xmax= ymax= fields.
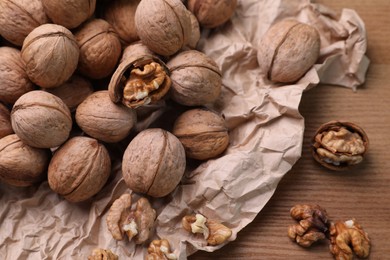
xmin=146 ymin=239 xmax=177 ymax=260
xmin=88 ymin=248 xmax=118 ymax=260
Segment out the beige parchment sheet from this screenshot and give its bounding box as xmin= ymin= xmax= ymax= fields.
xmin=0 ymin=0 xmax=369 ymax=259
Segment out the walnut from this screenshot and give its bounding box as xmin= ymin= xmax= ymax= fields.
xmin=312 ymin=121 xmax=369 ymax=171
xmin=172 ymin=108 xmax=229 ymax=160
xmin=106 ymin=193 xmax=156 ymax=244
xmin=88 ymin=248 xmax=118 ymax=260
xmin=48 ymin=136 xmax=111 ymax=202
xmin=182 ymin=213 xmax=232 ymax=246
xmin=0 ymin=47 xmax=34 ymax=105
xmin=257 ymin=19 xmax=320 ymax=83
xmin=122 ymin=128 xmax=186 ymax=197
xmin=0 ymin=0 xmax=49 ymax=46
xmin=329 ymin=219 xmax=370 ymax=260
xmin=135 ymin=0 xmax=192 ymax=56
xmin=0 ymin=134 xmax=51 ymax=187
xmin=44 ymin=74 xmax=94 ymax=112
xmin=11 ymin=90 xmax=72 ymax=148
xmin=167 ymin=50 xmax=222 ymax=106
xmin=109 ymin=42 xmax=171 ymax=109
xmin=287 ymin=204 xmax=329 ymax=247
xmin=146 ymin=239 xmax=177 ymax=260
xmin=75 ymin=19 xmax=122 ymax=79
xmin=41 ymin=0 xmax=95 ymax=29
xmin=0 ymin=103 xmax=13 ymax=139
xmin=21 ymin=24 xmax=79 ymax=88
xmin=75 ymin=90 xmax=136 ymax=143
xmin=187 ymin=0 xmax=237 ymax=29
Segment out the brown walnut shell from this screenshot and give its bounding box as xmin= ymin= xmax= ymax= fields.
xmin=75 ymin=90 xmax=137 ymax=143
xmin=312 ymin=121 xmax=369 ymax=171
xmin=0 ymin=134 xmax=51 ymax=187
xmin=21 ymin=24 xmax=80 ymax=88
xmin=135 ymin=0 xmax=191 ymax=56
xmin=0 ymin=47 xmax=34 ymax=104
xmin=0 ymin=0 xmax=49 ymax=46
xmin=11 ymin=90 xmax=72 ymax=148
xmin=187 ymin=11 xmax=201 ymax=49
xmin=187 ymin=0 xmax=237 ymax=29
xmin=167 ymin=50 xmax=222 ymax=106
xmin=257 ymin=19 xmax=320 ymax=83
xmin=75 ymin=19 xmax=122 ymax=79
xmin=0 ymin=103 xmax=13 ymax=138
xmin=122 ymin=128 xmax=186 ymax=197
xmin=48 ymin=136 xmax=111 ymax=202
xmin=173 ymin=108 xmax=229 ymax=160
xmin=41 ymin=0 xmax=96 ymax=29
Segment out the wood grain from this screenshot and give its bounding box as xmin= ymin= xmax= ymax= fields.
xmin=191 ymin=1 xmax=390 ymax=259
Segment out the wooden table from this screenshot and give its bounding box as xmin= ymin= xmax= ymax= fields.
xmin=192 ymin=0 xmax=390 ymax=259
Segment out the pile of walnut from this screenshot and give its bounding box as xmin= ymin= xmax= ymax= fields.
xmin=288 ymin=204 xmax=371 ymax=260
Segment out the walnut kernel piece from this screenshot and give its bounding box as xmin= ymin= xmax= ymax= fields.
xmin=288 ymin=204 xmax=329 ymax=247
xmin=146 ymin=239 xmax=177 ymax=260
xmin=88 ymin=248 xmax=118 ymax=260
xmin=329 ymin=219 xmax=370 ymax=260
xmin=312 ymin=121 xmax=369 ymax=171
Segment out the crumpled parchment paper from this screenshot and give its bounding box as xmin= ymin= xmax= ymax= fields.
xmin=0 ymin=0 xmax=369 ymax=259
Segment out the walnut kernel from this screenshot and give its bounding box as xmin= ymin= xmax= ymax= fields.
xmin=88 ymin=248 xmax=118 ymax=260
xmin=146 ymin=239 xmax=177 ymax=260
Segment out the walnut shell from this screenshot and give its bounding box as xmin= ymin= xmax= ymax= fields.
xmin=21 ymin=24 xmax=80 ymax=88
xmin=75 ymin=90 xmax=137 ymax=143
xmin=173 ymin=108 xmax=229 ymax=160
xmin=167 ymin=50 xmax=222 ymax=106
xmin=0 ymin=0 xmax=49 ymax=46
xmin=11 ymin=90 xmax=72 ymax=148
xmin=48 ymin=136 xmax=111 ymax=202
xmin=257 ymin=19 xmax=320 ymax=83
xmin=135 ymin=0 xmax=191 ymax=56
xmin=187 ymin=0 xmax=237 ymax=29
xmin=41 ymin=0 xmax=96 ymax=29
xmin=0 ymin=103 xmax=13 ymax=138
xmin=0 ymin=47 xmax=34 ymax=104
xmin=75 ymin=19 xmax=122 ymax=79
xmin=122 ymin=128 xmax=186 ymax=197
xmin=187 ymin=11 xmax=201 ymax=49
xmin=44 ymin=74 xmax=94 ymax=112
xmin=103 ymin=0 xmax=141 ymax=45
xmin=0 ymin=134 xmax=51 ymax=187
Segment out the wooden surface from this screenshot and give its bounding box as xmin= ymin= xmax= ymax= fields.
xmin=192 ymin=1 xmax=390 ymax=259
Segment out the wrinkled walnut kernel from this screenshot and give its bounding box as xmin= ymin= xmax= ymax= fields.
xmin=146 ymin=239 xmax=177 ymax=260
xmin=88 ymin=248 xmax=118 ymax=260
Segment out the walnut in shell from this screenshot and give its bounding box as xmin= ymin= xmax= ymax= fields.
xmin=21 ymin=24 xmax=80 ymax=88
xmin=0 ymin=0 xmax=49 ymax=46
xmin=135 ymin=0 xmax=191 ymax=56
xmin=0 ymin=134 xmax=51 ymax=187
xmin=48 ymin=136 xmax=111 ymax=202
xmin=173 ymin=108 xmax=229 ymax=160
xmin=122 ymin=128 xmax=186 ymax=197
xmin=75 ymin=90 xmax=137 ymax=143
xmin=0 ymin=47 xmax=34 ymax=105
xmin=41 ymin=0 xmax=96 ymax=29
xmin=257 ymin=19 xmax=320 ymax=83
xmin=75 ymin=19 xmax=122 ymax=79
xmin=11 ymin=90 xmax=72 ymax=149
xmin=187 ymin=0 xmax=237 ymax=29
xmin=167 ymin=50 xmax=222 ymax=106
xmin=0 ymin=103 xmax=13 ymax=138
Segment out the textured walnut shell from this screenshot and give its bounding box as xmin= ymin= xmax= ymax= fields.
xmin=44 ymin=74 xmax=94 ymax=112
xmin=167 ymin=50 xmax=222 ymax=106
xmin=0 ymin=47 xmax=34 ymax=104
xmin=122 ymin=128 xmax=186 ymax=197
xmin=11 ymin=90 xmax=72 ymax=148
xmin=48 ymin=136 xmax=111 ymax=202
xmin=75 ymin=19 xmax=122 ymax=79
xmin=21 ymin=24 xmax=80 ymax=88
xmin=312 ymin=121 xmax=369 ymax=171
xmin=103 ymin=0 xmax=141 ymax=45
xmin=173 ymin=108 xmax=229 ymax=160
xmin=187 ymin=0 xmax=237 ymax=29
xmin=41 ymin=0 xmax=96 ymax=29
xmin=0 ymin=134 xmax=51 ymax=187
xmin=0 ymin=103 xmax=13 ymax=138
xmin=0 ymin=0 xmax=49 ymax=46
xmin=187 ymin=11 xmax=201 ymax=49
xmin=257 ymin=19 xmax=320 ymax=83
xmin=135 ymin=0 xmax=191 ymax=56
xmin=75 ymin=90 xmax=137 ymax=143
